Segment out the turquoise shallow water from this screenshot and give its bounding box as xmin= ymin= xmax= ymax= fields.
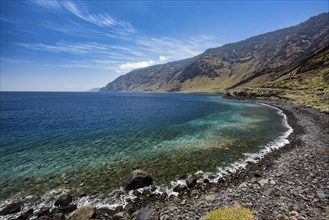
xmin=0 ymin=92 xmax=288 ymax=200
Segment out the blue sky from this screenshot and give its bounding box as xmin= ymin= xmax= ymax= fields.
xmin=1 ymin=1 xmax=328 ymax=91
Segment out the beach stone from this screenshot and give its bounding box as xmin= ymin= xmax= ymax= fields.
xmin=316 ymin=190 xmax=328 ymax=201
xmin=59 ymin=203 xmax=77 ymax=214
xmin=16 ymin=208 xmax=33 ymax=220
xmin=205 ymin=194 xmax=216 ymax=202
xmin=203 ymin=179 xmax=210 ymax=183
xmin=186 ymin=177 xmax=197 ymax=188
xmin=263 ymin=187 xmax=275 ymax=196
xmin=135 ymin=208 xmax=159 ymax=220
xmin=167 ymin=206 xmax=176 ymax=212
xmin=53 ymin=212 xmax=65 ymax=220
xmin=37 ymin=207 xmax=50 ymax=217
xmin=254 ymin=171 xmax=263 ymax=177
xmin=113 ymin=211 xmax=130 ymax=220
xmin=0 ymin=202 xmax=22 ymax=215
xmin=97 ymin=207 xmax=117 ymax=217
xmin=173 ymin=184 xmax=187 ymax=192
xmin=190 ymin=189 xmax=199 ymax=197
xmin=67 ymin=205 xmax=96 ymax=220
xmin=54 ymin=193 xmax=72 ymax=207
xmin=258 ymin=178 xmax=269 ymax=187
xmin=123 ymin=169 xmax=153 ymax=191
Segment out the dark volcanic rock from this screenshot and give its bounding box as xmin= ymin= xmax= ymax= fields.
xmin=67 ymin=205 xmax=96 ymax=220
xmin=124 ymin=169 xmax=153 ymax=191
xmin=186 ymin=177 xmax=197 ymax=188
xmin=16 ymin=208 xmax=33 ymax=220
xmin=0 ymin=202 xmax=22 ymax=215
xmin=36 ymin=207 xmax=50 ymax=217
xmin=254 ymin=171 xmax=263 ymax=177
xmin=173 ymin=184 xmax=187 ymax=193
xmin=54 ymin=194 xmax=73 ymax=207
xmin=135 ymin=207 xmax=159 ymax=220
xmin=59 ymin=204 xmax=77 ymax=214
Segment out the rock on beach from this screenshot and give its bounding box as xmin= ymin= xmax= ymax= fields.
xmin=124 ymin=169 xmax=153 ymax=191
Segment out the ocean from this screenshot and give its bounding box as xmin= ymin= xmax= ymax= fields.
xmin=0 ymin=92 xmax=291 ymax=206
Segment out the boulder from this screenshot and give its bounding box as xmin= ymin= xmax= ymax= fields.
xmin=59 ymin=204 xmax=77 ymax=214
xmin=186 ymin=177 xmax=197 ymax=188
xmin=113 ymin=211 xmax=130 ymax=220
xmin=54 ymin=194 xmax=73 ymax=207
xmin=67 ymin=205 xmax=96 ymax=220
xmin=53 ymin=212 xmax=65 ymax=220
xmin=173 ymin=184 xmax=187 ymax=193
xmin=123 ymin=169 xmax=153 ymax=191
xmin=16 ymin=208 xmax=33 ymax=220
xmin=135 ymin=208 xmax=159 ymax=220
xmin=36 ymin=207 xmax=50 ymax=217
xmin=0 ymin=202 xmax=22 ymax=215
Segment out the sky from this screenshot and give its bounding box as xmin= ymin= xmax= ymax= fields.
xmin=0 ymin=1 xmax=328 ymax=91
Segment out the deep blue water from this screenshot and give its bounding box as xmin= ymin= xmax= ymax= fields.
xmin=0 ymin=92 xmax=288 ymax=200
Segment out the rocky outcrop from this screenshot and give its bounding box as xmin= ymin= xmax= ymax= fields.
xmin=54 ymin=193 xmax=73 ymax=207
xmin=123 ymin=169 xmax=153 ymax=191
xmin=0 ymin=202 xmax=22 ymax=215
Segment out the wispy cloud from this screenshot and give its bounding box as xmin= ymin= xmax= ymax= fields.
xmin=24 ymin=1 xmax=220 ymax=74
xmin=34 ymin=0 xmax=61 ymax=9
xmin=0 ymin=57 xmax=35 ymax=64
xmin=16 ymin=41 xmax=112 ymax=56
xmin=0 ymin=16 xmax=15 ymax=23
xmin=34 ymin=0 xmax=134 ymax=33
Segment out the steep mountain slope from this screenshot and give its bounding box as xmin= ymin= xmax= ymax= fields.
xmin=100 ymin=57 xmax=198 ymax=92
xmin=101 ymin=13 xmax=329 ymax=93
xmin=226 ymin=44 xmax=329 ymax=112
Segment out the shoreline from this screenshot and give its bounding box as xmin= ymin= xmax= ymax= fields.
xmin=1 ymin=99 xmax=328 ymax=219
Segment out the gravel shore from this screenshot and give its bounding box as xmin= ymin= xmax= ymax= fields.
xmin=148 ymin=102 xmax=329 ymax=220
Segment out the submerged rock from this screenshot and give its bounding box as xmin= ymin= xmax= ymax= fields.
xmin=123 ymin=169 xmax=153 ymax=191
xmin=54 ymin=193 xmax=73 ymax=207
xmin=67 ymin=205 xmax=96 ymax=220
xmin=0 ymin=202 xmax=22 ymax=215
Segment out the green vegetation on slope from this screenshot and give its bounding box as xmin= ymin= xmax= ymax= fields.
xmin=101 ymin=13 xmax=329 ymax=112
xmin=226 ymin=45 xmax=329 ymax=112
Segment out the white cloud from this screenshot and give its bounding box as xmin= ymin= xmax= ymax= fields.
xmin=16 ymin=41 xmax=112 ymax=56
xmin=34 ymin=0 xmax=62 ymax=9
xmin=27 ymin=1 xmax=221 ymax=76
xmin=34 ymin=0 xmax=134 ymax=32
xmin=119 ymin=60 xmax=155 ymax=72
xmin=159 ymin=56 xmax=169 ymax=61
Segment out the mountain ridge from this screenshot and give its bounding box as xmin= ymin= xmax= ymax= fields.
xmin=100 ymin=13 xmax=329 ymax=111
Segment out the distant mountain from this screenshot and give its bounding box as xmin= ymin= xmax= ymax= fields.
xmin=100 ymin=13 xmax=329 ymax=111
xmin=87 ymin=88 xmax=100 ymax=92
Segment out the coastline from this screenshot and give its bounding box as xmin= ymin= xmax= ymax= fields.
xmin=1 ymin=100 xmax=328 ymax=220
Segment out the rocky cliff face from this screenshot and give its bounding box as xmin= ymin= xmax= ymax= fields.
xmin=100 ymin=13 xmax=329 ymax=107
xmin=226 ymin=44 xmax=329 ymax=112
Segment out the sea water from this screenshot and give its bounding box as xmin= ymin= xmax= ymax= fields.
xmin=0 ymin=92 xmax=290 ymax=205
